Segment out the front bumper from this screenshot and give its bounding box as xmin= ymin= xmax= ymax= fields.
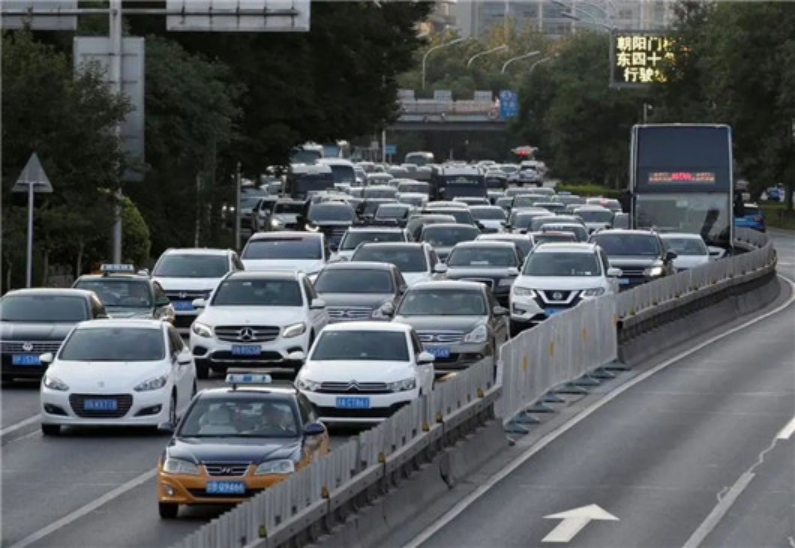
xmin=41 ymin=387 xmax=171 ymax=426
xmin=422 ymin=342 xmax=491 ymax=373
xmin=158 ymin=467 xmax=289 ymax=506
xmin=302 ymin=389 xmax=418 ymax=424
xmin=510 ymin=295 xmax=580 ymax=324
xmin=190 ymin=331 xmax=310 ymax=370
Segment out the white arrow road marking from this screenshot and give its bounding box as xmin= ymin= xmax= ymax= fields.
xmin=542 ymin=504 xmax=619 ymax=543
xmin=776 ymin=416 xmax=795 ymax=440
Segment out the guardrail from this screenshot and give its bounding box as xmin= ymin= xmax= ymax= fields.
xmin=172 ymin=228 xmax=775 ymax=548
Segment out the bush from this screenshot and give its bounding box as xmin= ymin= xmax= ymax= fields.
xmin=122 ymin=197 xmax=152 ymax=266
xmin=555 ymin=183 xmax=621 ymax=199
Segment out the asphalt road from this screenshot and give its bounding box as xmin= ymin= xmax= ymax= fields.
xmin=406 ymin=232 xmax=795 ymax=548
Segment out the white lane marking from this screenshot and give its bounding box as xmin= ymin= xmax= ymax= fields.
xmin=402 ymin=276 xmax=795 ymax=548
xmin=7 ymin=469 xmax=157 ymax=548
xmin=0 ymin=415 xmax=41 ymax=437
xmin=681 ymin=472 xmax=755 ymax=548
xmin=775 ymin=416 xmax=795 ymax=440
xmin=542 ymin=504 xmax=618 ymax=543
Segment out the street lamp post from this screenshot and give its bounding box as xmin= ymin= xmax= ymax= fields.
xmin=422 ymin=37 xmax=468 ymax=90
xmin=501 ymin=51 xmax=541 ymax=74
xmin=528 ymin=56 xmax=555 ymax=75
xmin=467 ymin=44 xmax=509 ymax=68
xmin=561 ymin=11 xmax=615 ymax=32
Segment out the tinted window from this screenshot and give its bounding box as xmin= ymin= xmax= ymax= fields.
xmin=311 ymin=330 xmax=409 ymax=361
xmin=212 ymin=279 xmax=303 ymax=306
xmin=308 ymin=203 xmax=355 ymax=222
xmin=421 ymin=226 xmax=480 ymax=247
xmin=60 ymin=327 xmax=165 ymax=361
xmin=471 ymin=207 xmax=506 ymax=221
xmin=179 ymin=399 xmax=299 ymax=438
xmin=243 ymin=238 xmax=322 ymax=260
xmin=523 ymin=252 xmax=601 ymax=277
xmin=153 ymin=254 xmax=230 ymax=278
xmin=0 ymin=295 xmax=88 ymax=322
xmin=397 ymin=289 xmax=487 ymax=316
xmin=363 ymin=188 xmax=397 ymax=199
xmin=314 ymin=269 xmax=394 ymax=293
xmin=376 ymin=205 xmax=410 ymax=219
xmin=662 ymin=237 xmax=708 ymax=256
xmin=340 ymin=231 xmax=404 ymax=250
xmin=591 ymin=234 xmax=660 ymax=256
xmin=576 ymin=209 xmax=615 ymax=223
xmin=436 ymin=210 xmax=474 ymax=225
xmin=73 ymin=280 xmax=152 ymax=308
xmin=352 ymin=246 xmax=428 ymax=273
xmin=398 ymin=183 xmax=429 ymax=193
xmin=273 ymin=202 xmax=304 ymax=214
xmin=328 ymin=165 xmax=355 ymax=184
xmin=447 ymin=247 xmax=517 ymax=267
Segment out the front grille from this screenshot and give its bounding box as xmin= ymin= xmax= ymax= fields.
xmin=619 ymin=268 xmax=646 ymax=277
xmin=173 ymin=316 xmax=195 ymax=329
xmin=417 ymin=331 xmax=464 ymax=344
xmin=1 ymin=341 xmax=63 ymax=354
xmin=188 ymin=488 xmax=263 ymax=499
xmin=460 ymin=278 xmax=495 ymax=288
xmin=204 ymin=462 xmax=252 ymax=477
xmin=317 ymin=381 xmax=390 ymax=394
xmin=316 ymin=402 xmax=408 ymax=419
xmin=538 ymin=290 xmax=573 ymax=302
xmin=214 ymin=326 xmax=280 ymax=343
xmin=165 ymin=290 xmax=210 ymax=301
xmin=69 ymin=394 xmax=133 ymax=418
xmin=208 ymin=350 xmax=285 ymax=363
xmin=327 ymin=307 xmax=373 ymax=321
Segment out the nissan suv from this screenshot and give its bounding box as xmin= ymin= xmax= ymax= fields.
xmin=589 ymin=229 xmax=676 ymax=290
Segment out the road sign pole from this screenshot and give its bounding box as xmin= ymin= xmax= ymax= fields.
xmin=235 ymin=162 xmax=242 ymax=252
xmin=26 ymin=178 xmax=35 ymax=288
xmin=110 ymin=0 xmax=124 ymax=263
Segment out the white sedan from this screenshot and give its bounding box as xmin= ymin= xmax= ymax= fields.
xmin=295 ymin=322 xmax=435 ymax=424
xmin=40 ymin=319 xmax=197 ymax=435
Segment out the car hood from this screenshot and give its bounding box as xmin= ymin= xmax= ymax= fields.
xmin=168 ymin=436 xmax=301 ymax=464
xmin=242 ymin=259 xmax=325 ymax=275
xmin=392 ymin=315 xmax=483 ymax=333
xmin=198 ymin=306 xmax=306 ymax=327
xmin=0 ymin=322 xmax=77 ymax=341
xmin=514 ymin=276 xmax=604 ymax=291
xmin=154 ymin=277 xmax=222 ymax=292
xmin=317 ymin=293 xmax=394 ymax=308
xmin=673 ymin=255 xmax=710 ymax=270
xmin=299 ymin=360 xmax=414 ymax=383
xmin=49 ymin=360 xmax=167 ymax=392
xmin=402 ymin=272 xmax=434 ymax=287
xmin=606 ymin=256 xmax=661 ymax=268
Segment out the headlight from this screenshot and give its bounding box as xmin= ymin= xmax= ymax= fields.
xmin=498 ymin=278 xmax=515 ymax=287
xmin=134 ymin=374 xmax=169 ymax=392
xmin=463 ymin=324 xmax=488 ymax=344
xmin=512 ymin=286 xmax=535 ymax=298
xmin=387 ymin=377 xmax=416 ymax=392
xmin=581 ymin=287 xmax=605 ymax=298
xmin=282 ymin=322 xmax=306 ymax=338
xmin=192 ymin=322 xmax=213 ymax=338
xmin=644 ymin=266 xmax=664 ymax=277
xmin=255 ymin=459 xmax=295 ymax=475
xmin=296 ymin=376 xmax=321 ymax=392
xmin=162 ymin=458 xmax=199 ymax=475
xmin=43 ymin=375 xmax=69 ymax=391
xmin=271 ymin=218 xmax=283 ymax=227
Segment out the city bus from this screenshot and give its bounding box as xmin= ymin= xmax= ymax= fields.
xmin=430 ymin=166 xmax=488 ymax=201
xmin=629 ymin=124 xmax=740 ymax=250
xmin=284 ymin=164 xmax=335 ymax=200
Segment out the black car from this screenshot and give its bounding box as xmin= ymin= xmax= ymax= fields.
xmin=0 ymin=288 xmax=108 ymax=381
xmin=313 ymin=262 xmax=407 ymax=322
xmin=306 ymin=202 xmax=357 ymax=251
xmin=357 ymin=198 xmax=397 ymax=223
xmin=418 ymin=223 xmax=481 ymax=262
xmin=373 ymin=203 xmax=413 ymax=227
xmin=439 ymin=241 xmax=522 ymax=306
xmin=589 ymin=229 xmax=677 ymax=289
xmin=406 ymin=214 xmax=457 ymax=241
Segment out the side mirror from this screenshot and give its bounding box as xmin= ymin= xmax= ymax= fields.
xmin=158 ymin=422 xmax=176 ymax=434
xmin=607 ymin=267 xmax=623 ymax=277
xmin=507 ymin=267 xmax=519 ymax=277
xmin=177 ymin=354 xmax=192 ymax=366
xmin=138 ymin=269 xmax=150 ymax=276
xmin=397 ymin=284 xmax=408 ymax=294
xmin=380 ymin=302 xmax=396 ymax=317
xmin=493 ymin=306 xmax=509 ymax=316
xmin=665 ymin=251 xmax=678 ymax=262
xmin=417 ymin=351 xmax=435 ymax=364
xmin=303 ymin=422 xmax=326 ymax=437
xmin=288 ymin=350 xmax=307 ymax=362
xmin=434 ymin=263 xmax=448 ymax=274
xmin=156 ymin=297 xmax=170 ymax=307
xmin=309 ymin=298 xmax=326 ymax=309
xmin=40 ymin=352 xmax=54 ymax=365
xmin=192 ymin=298 xmax=206 ymax=309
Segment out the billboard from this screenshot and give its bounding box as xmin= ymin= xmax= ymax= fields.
xmin=610 ymin=31 xmax=673 ymax=88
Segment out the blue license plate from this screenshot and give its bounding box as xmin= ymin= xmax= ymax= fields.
xmin=336 ymin=397 xmax=370 ymax=409
xmin=206 ymin=481 xmax=246 ymax=495
xmin=84 ymin=398 xmax=118 ymax=411
xmin=12 ymin=354 xmax=41 ymax=366
xmin=425 ymin=346 xmax=450 ymax=359
xmin=545 ymin=308 xmax=562 ymax=316
xmin=619 ymin=278 xmax=631 ymax=285
xmin=231 ymin=345 xmax=261 ymax=356
xmin=172 ymin=301 xmax=194 ymax=311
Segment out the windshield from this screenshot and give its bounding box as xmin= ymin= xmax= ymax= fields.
xmin=311 ymin=330 xmax=408 ymax=361
xmin=153 ymin=254 xmax=229 ymax=278
xmin=510 ymin=212 xmax=544 ymax=229
xmin=376 ymin=205 xmax=410 ymax=219
xmin=634 ymin=193 xmax=730 ymax=247
xmin=591 ymin=234 xmax=660 ymax=256
xmin=397 ymin=289 xmax=486 ymax=316
xmin=60 ymin=327 xmax=165 ymax=361
xmin=523 ymin=252 xmax=601 ymax=277
xmin=613 ymin=214 xmax=630 ymax=229
xmin=421 ymin=226 xmax=479 ymax=247
xmin=530 ymin=217 xmax=570 ymax=232
xmin=308 ymin=203 xmax=355 ymax=222
xmin=291 ymin=149 xmax=322 ymax=164
xmin=273 ymin=202 xmax=304 ymax=215
xmin=447 ymin=247 xmax=516 ymax=267
xmin=0 ymin=295 xmax=88 ymax=322
xmin=243 ymin=238 xmax=321 ymax=260
xmin=328 ymin=165 xmax=355 ymax=184
xmin=314 ymin=269 xmax=393 ymax=293
xmin=73 ymin=280 xmax=152 ymax=308
xmin=212 ymin=279 xmax=303 ymax=306
xmin=352 ymin=246 xmax=427 ymax=273
xmin=179 ymin=399 xmax=299 ymax=438
xmin=513 ymin=196 xmax=546 ymax=209
xmin=471 ymin=208 xmax=506 ymax=221
xmin=433 ymin=210 xmax=474 ymax=225
xmin=364 ymin=188 xmax=397 ymax=199
xmin=662 ymin=237 xmax=709 ymax=256
xmin=339 ymin=231 xmax=404 ymax=250
xmin=240 ymin=197 xmax=262 ymax=210
xmin=576 ymin=209 xmax=615 ymax=223
xmin=482 ymin=237 xmax=531 ymax=257
xmin=534 ymin=233 xmax=577 ymax=244
xmin=406 ymin=153 xmax=431 ymax=166
xmin=398 ymin=183 xmax=429 ymax=193
xmin=540 ymin=225 xmax=588 ymax=242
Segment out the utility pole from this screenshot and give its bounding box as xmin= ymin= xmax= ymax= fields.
xmin=110 ymin=0 xmax=123 ymax=263
xmin=234 ymin=162 xmax=242 ymax=251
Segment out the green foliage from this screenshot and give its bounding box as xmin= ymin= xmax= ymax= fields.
xmin=555 ymin=184 xmax=621 ymax=199
xmin=121 ymin=197 xmax=151 ymax=267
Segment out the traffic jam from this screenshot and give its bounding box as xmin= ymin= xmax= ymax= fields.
xmin=1 ymin=149 xmax=709 ymax=519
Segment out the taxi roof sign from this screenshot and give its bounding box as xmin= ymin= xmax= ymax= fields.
xmin=100 ymin=264 xmax=135 ymax=273
xmin=226 ymin=373 xmax=273 ymax=388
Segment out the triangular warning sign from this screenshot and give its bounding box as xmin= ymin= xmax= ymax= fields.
xmin=12 ymin=153 xmax=53 ymax=194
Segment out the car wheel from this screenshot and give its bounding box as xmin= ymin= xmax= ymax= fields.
xmin=159 ymin=502 xmax=179 ymax=519
xmin=41 ymin=424 xmax=61 ymax=436
xmin=195 ymin=359 xmax=209 ymax=380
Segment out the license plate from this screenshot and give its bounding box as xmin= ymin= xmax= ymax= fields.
xmin=11 ymin=354 xmax=40 ymax=366
xmin=619 ymin=278 xmax=631 ymax=285
xmin=425 ymin=346 xmax=450 ymax=359
xmin=172 ymin=301 xmax=194 ymax=311
xmin=336 ymin=397 xmax=370 ymax=409
xmin=206 ymin=481 xmax=246 ymax=495
xmin=545 ymin=308 xmax=562 ymax=316
xmin=232 ymin=345 xmax=261 ymax=356
xmin=84 ymin=398 xmax=118 ymax=411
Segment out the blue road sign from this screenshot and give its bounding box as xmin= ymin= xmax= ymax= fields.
xmin=499 ymin=90 xmax=518 ymax=119
xmin=385 ymin=144 xmax=397 ymax=155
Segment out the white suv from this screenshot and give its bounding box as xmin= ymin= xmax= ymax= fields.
xmin=189 ymin=271 xmax=329 ymax=378
xmin=295 ymin=322 xmax=435 ymax=424
xmin=241 ymin=232 xmax=329 ymax=279
xmin=335 ymin=226 xmax=411 ymax=261
xmin=509 ymin=243 xmax=620 ymax=336
xmin=151 ymin=248 xmax=243 ymax=335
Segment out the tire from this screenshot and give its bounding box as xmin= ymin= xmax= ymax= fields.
xmin=159 ymin=502 xmax=179 ymax=519
xmin=41 ymin=424 xmax=61 ymax=436
xmin=195 ymin=359 xmax=210 ymax=380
